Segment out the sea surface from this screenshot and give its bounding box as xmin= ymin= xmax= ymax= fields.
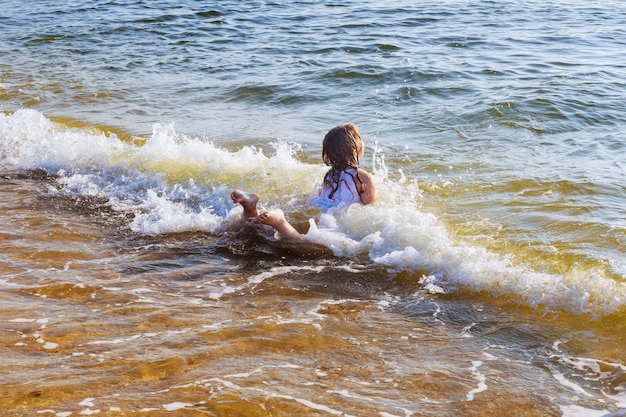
xmin=1 ymin=1 xmax=626 ymax=416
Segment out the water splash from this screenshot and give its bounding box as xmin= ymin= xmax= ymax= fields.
xmin=1 ymin=109 xmax=625 ymax=316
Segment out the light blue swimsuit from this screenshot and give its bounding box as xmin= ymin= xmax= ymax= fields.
xmin=313 ymin=168 xmax=362 ymax=210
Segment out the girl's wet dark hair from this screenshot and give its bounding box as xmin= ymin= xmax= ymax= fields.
xmin=322 ymin=123 xmax=364 ymax=200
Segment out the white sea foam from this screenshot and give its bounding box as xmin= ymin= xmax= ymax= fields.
xmin=162 ymin=402 xmax=193 ymax=411
xmin=559 ymin=405 xmax=609 ymax=417
xmin=268 ymin=394 xmax=353 ymax=417
xmin=36 ymin=411 xmax=72 ymax=417
xmin=209 ymin=265 xmax=324 ymax=300
xmin=128 ymin=188 xmax=223 ymax=234
xmin=466 ymin=360 xmax=488 ymax=401
xmin=553 ymin=372 xmax=593 ymax=398
xmin=2 ymin=109 xmax=625 ymax=316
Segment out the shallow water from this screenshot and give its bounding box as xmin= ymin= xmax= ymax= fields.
xmin=2 ymin=1 xmax=626 ymax=416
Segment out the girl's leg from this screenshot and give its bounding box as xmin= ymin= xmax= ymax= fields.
xmin=231 ymin=190 xmax=303 ymax=241
xmin=252 ymin=209 xmax=303 ymax=241
xmin=231 ymin=190 xmax=259 ymax=218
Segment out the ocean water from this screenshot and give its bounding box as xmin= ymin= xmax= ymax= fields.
xmin=1 ymin=1 xmax=626 ymax=416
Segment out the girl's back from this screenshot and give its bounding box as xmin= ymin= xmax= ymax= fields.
xmin=315 ymin=167 xmax=362 ymax=210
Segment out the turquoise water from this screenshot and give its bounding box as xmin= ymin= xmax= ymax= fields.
xmin=1 ymin=1 xmax=626 ymax=416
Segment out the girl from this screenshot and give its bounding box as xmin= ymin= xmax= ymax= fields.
xmin=231 ymin=123 xmax=376 ymax=241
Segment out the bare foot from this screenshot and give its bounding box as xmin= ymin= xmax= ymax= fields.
xmin=231 ymin=190 xmax=259 ymax=218
xmin=251 ymin=209 xmax=302 ymax=240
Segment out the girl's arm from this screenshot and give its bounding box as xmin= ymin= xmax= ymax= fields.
xmin=358 ymin=169 xmax=376 ymax=205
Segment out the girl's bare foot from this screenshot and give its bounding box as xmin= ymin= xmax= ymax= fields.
xmin=251 ymin=209 xmax=302 ymax=240
xmin=231 ymin=190 xmax=259 ymax=218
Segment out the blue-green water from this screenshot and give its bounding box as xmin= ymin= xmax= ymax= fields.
xmin=1 ymin=1 xmax=626 ymax=416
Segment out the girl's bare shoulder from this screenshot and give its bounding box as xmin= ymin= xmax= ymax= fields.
xmin=357 ymin=168 xmax=374 ymax=182
xmin=357 ymin=168 xmax=376 ymax=204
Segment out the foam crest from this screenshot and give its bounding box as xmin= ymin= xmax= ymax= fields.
xmin=0 ymin=111 xmax=312 ymax=235
xmin=128 ymin=189 xmax=224 ymax=235
xmin=306 ymin=199 xmax=626 ymax=316
xmin=0 ymin=109 xmax=124 ymax=171
xmin=135 ymin=123 xmax=270 ymax=179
